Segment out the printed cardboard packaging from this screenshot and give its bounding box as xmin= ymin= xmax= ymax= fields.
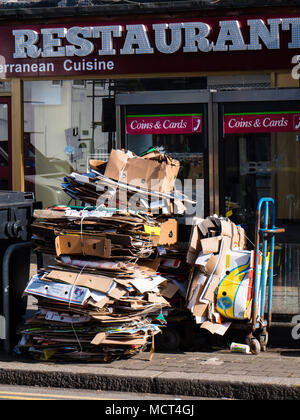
xmin=216 ymin=249 xmax=254 ymax=320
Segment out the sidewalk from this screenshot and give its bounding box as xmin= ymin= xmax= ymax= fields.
xmin=0 ymin=342 xmax=300 ymax=400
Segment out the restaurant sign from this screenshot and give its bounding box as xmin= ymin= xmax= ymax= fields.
xmin=224 ymin=111 xmax=300 ymax=133
xmin=126 ymin=114 xmax=203 ymax=135
xmin=0 ymin=15 xmax=300 ymax=77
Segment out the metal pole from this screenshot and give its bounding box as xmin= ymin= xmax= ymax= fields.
xmin=2 ymin=241 xmax=32 ymax=353
xmin=252 ymin=199 xmax=262 ymax=331
xmin=260 ymin=201 xmax=269 ymax=319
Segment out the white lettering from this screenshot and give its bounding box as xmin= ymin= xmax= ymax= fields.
xmin=228 ymin=118 xmax=252 ymax=129
xmin=13 ymin=29 xmax=41 ymax=58
xmin=63 ymin=58 xmax=114 ymax=72
xmin=183 ymin=22 xmax=212 ymax=52
xmin=282 ymin=18 xmax=300 ymax=48
xmin=65 ymin=26 xmax=94 ymax=57
xmin=262 ymin=117 xmax=288 ymax=127
xmin=247 ymin=19 xmax=281 ymax=50
xmin=41 ymin=27 xmax=67 ymax=57
xmin=163 ymin=119 xmax=187 ymax=129
xmin=64 ymin=58 xmax=73 ymax=71
xmin=12 ymin=18 xmax=300 ymax=61
xmin=153 ymin=23 xmax=183 ymax=54
xmin=120 ymin=24 xmax=153 ymax=55
xmin=94 ymin=25 xmax=122 ymax=55
xmin=129 ymin=120 xmax=153 ymax=130
xmin=213 ymin=20 xmax=247 ymax=51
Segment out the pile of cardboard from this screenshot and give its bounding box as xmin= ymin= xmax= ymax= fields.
xmin=186 ymin=216 xmax=253 ymax=336
xmin=60 ymin=149 xmax=195 ymax=215
xmin=18 ymin=148 xmax=191 ymax=361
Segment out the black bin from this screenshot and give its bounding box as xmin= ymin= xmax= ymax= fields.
xmin=0 ymin=191 xmax=36 ymax=350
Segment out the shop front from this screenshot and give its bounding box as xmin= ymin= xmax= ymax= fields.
xmin=0 ymin=5 xmax=300 ymax=315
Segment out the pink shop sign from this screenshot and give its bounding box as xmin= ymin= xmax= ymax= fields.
xmin=224 ymin=112 xmax=300 ymax=134
xmin=126 ymin=114 xmax=203 ymax=135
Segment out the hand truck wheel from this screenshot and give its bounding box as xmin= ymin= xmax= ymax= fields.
xmin=250 ymin=338 xmax=261 ymax=355
xmin=259 ymin=332 xmax=269 ymax=352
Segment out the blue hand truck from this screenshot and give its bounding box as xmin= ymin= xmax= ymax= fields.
xmin=247 ymin=197 xmax=285 ymax=354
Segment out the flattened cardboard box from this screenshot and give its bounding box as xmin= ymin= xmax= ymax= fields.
xmin=45 ymin=270 xmax=126 ymax=299
xmin=104 ymin=149 xmax=180 ymax=192
xmin=55 ymin=234 xmax=111 ymax=258
xmin=186 ymin=218 xmax=204 ymax=265
xmin=200 ymin=236 xmax=222 ymax=254
xmin=200 ymin=320 xmax=231 ymax=336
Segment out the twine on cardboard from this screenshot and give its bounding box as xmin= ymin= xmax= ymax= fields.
xmin=79 ymin=205 xmax=92 ymax=257
xmin=68 ymin=261 xmax=89 ymax=357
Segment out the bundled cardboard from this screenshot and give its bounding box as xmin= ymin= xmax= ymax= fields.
xmin=20 ymin=251 xmax=171 ymax=361
xmin=32 ymin=207 xmax=178 ymax=259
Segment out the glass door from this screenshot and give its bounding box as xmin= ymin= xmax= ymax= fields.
xmin=121 ymin=102 xmax=209 ymax=227
xmin=218 ymin=98 xmax=300 ymax=314
xmin=0 ymin=98 xmax=11 ymax=190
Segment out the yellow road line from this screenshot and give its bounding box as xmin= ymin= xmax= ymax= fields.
xmin=0 ymin=395 xmax=51 ymax=400
xmin=0 ymin=390 xmax=112 ymax=400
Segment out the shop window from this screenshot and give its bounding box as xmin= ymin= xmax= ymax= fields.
xmin=0 ymin=81 xmax=11 ymax=93
xmin=220 ymin=101 xmax=300 ymax=296
xmin=124 ymin=103 xmax=207 ymax=223
xmin=23 ymin=79 xmax=115 ymax=208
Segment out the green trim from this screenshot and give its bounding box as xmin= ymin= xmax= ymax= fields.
xmin=225 ymin=111 xmax=300 ymax=116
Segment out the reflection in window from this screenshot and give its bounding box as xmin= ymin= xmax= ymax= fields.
xmin=23 ymin=80 xmax=115 ymax=207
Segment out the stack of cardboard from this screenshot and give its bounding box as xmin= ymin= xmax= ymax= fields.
xmin=186 ymin=216 xmax=252 ymax=336
xmin=20 ymin=206 xmax=173 ymax=361
xmin=18 ymin=148 xmax=192 ymax=361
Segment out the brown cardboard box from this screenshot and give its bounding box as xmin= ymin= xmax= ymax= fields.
xmin=201 ymin=236 xmax=231 ymax=277
xmin=231 ymin=222 xmax=239 ymax=249
xmin=148 ymin=218 xmax=178 ymax=246
xmin=202 ymin=274 xmax=221 ymax=302
xmin=186 ymin=218 xmax=205 ymax=265
xmin=200 ymin=320 xmax=231 ymax=336
xmin=55 ymin=234 xmax=111 ymax=258
xmin=220 ymin=219 xmax=232 ymax=237
xmin=89 ymin=159 xmax=106 ymax=171
xmin=104 ymin=149 xmax=180 ymax=192
xmin=45 ymin=270 xmax=125 ymax=298
xmin=237 ymin=225 xmax=246 ymax=250
xmin=200 ymin=236 xmax=222 ymax=254
xmin=187 ymin=269 xmax=209 ymax=317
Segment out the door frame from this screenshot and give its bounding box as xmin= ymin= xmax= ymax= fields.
xmin=0 ymin=96 xmax=12 ymax=190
